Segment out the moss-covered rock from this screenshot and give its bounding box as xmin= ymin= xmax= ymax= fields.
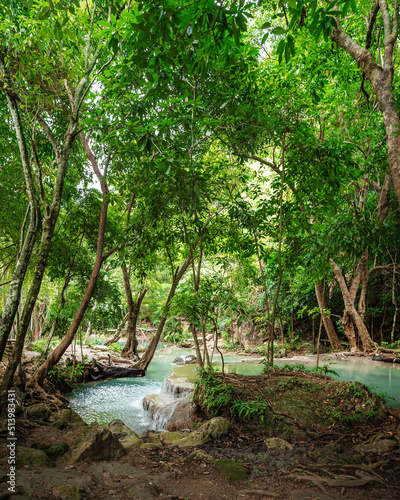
xmin=16 ymin=446 xmax=53 ymax=467
xmin=215 ymin=458 xmax=248 ymax=483
xmin=108 ymin=419 xmax=142 ymax=449
xmin=356 ymin=438 xmax=398 ymax=454
xmin=26 ymin=403 xmax=52 ymax=421
xmin=52 ymin=484 xmax=81 ymax=500
xmin=198 ymin=417 xmax=230 ymax=439
xmin=160 ymin=429 xmax=211 ymax=447
xmin=52 ymin=409 xmax=87 ymax=430
xmin=63 ymin=424 xmax=125 ymax=464
xmin=31 ymin=442 xmax=69 ymax=460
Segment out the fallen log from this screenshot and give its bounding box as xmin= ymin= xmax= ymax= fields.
xmin=372 ymin=355 xmax=400 ymax=364
xmin=83 ymin=359 xmax=145 ymax=382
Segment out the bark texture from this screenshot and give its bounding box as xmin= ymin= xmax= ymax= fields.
xmin=314 ymin=281 xmax=343 ymax=351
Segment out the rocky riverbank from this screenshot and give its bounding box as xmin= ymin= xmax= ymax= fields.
xmin=1 ymin=364 xmax=400 ymax=500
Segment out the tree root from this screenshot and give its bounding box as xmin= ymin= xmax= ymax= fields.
xmin=288 ymin=469 xmax=385 ymax=494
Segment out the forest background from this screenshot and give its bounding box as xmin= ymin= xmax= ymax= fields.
xmin=1 ymin=0 xmax=400 ymax=395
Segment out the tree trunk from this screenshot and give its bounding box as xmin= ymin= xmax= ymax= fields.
xmin=0 ymin=56 xmax=40 ymax=362
xmin=133 ymin=254 xmax=193 ymax=371
xmin=330 ymin=258 xmax=375 ymax=352
xmin=314 ymin=281 xmax=343 ymax=351
xmin=121 ymin=285 xmax=147 ymax=358
xmin=332 ymin=5 xmax=400 ymax=209
xmin=29 ymin=138 xmax=112 ymax=387
xmin=104 ymin=312 xmax=128 ymax=347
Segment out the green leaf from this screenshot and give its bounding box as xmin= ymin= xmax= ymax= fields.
xmin=261 ymin=21 xmax=271 ymax=29
xmin=38 ymin=6 xmax=51 ymax=19
xmin=272 ymin=26 xmax=286 ymax=35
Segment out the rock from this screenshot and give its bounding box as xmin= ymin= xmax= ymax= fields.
xmin=206 ymin=334 xmax=213 ymax=341
xmin=198 ymin=417 xmax=230 ymax=439
xmin=16 ymin=446 xmax=53 ymax=467
xmin=26 ymin=403 xmax=52 ymax=421
xmin=356 ymin=438 xmax=398 ymax=454
xmin=215 ymin=458 xmax=248 ymax=483
xmin=179 ymin=340 xmax=194 ymax=348
xmin=166 ymin=395 xmax=198 ymax=431
xmin=107 ymin=419 xmax=142 ymax=449
xmin=52 ymin=484 xmax=80 ymax=500
xmin=63 ymin=424 xmax=125 ymax=464
xmin=265 ymin=437 xmax=293 ymax=451
xmin=172 ymin=354 xmax=198 ymax=365
xmin=31 ymin=442 xmax=69 ymax=460
xmin=160 ymin=430 xmax=210 ymax=447
xmin=52 ymin=409 xmax=87 ymax=430
xmin=275 ymin=348 xmax=287 ymax=359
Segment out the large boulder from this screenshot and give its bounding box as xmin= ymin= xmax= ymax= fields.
xmin=52 ymin=409 xmax=87 ymax=430
xmin=108 ymin=419 xmax=142 ymax=449
xmin=356 ymin=438 xmax=398 ymax=454
xmin=16 ymin=446 xmax=53 ymax=467
xmin=63 ymin=424 xmax=125 ymax=464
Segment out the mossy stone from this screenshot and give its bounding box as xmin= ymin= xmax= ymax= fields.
xmin=215 ymin=458 xmax=248 ymax=483
xmin=63 ymin=424 xmax=125 ymax=464
xmin=26 ymin=403 xmax=52 ymax=421
xmin=52 ymin=409 xmax=87 ymax=430
xmin=16 ymin=446 xmax=53 ymax=467
xmin=108 ymin=419 xmax=142 ymax=449
xmin=31 ymin=442 xmax=69 ymax=460
xmin=52 ymin=484 xmax=81 ymax=500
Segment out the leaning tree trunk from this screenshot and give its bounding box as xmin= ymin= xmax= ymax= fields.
xmin=0 ymin=55 xmax=40 ymax=362
xmin=133 ymin=254 xmax=193 ymax=371
xmin=314 ymin=281 xmax=343 ymax=351
xmin=30 ymin=138 xmax=112 ymax=387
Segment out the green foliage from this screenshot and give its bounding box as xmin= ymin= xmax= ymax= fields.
xmin=47 ymin=363 xmax=85 ymax=391
xmin=29 ymin=338 xmax=58 ymax=353
xmin=109 ymin=343 xmax=123 ymax=354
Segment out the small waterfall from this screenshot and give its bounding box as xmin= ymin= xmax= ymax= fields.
xmin=162 ymin=377 xmax=194 ymax=399
xmin=142 ymin=394 xmax=177 ymax=431
xmin=142 ymin=375 xmax=195 ymax=431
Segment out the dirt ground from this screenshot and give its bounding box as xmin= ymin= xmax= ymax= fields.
xmin=1 ymin=407 xmax=400 ymax=500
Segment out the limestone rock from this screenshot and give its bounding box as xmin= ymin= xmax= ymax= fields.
xmin=265 ymin=437 xmax=293 ymax=451
xmin=166 ymin=395 xmax=198 ymax=431
xmin=52 ymin=484 xmax=81 ymax=500
xmin=215 ymin=458 xmax=248 ymax=483
xmin=52 ymin=409 xmax=87 ymax=430
xmin=198 ymin=417 xmax=230 ymax=439
xmin=160 ymin=429 xmax=210 ymax=447
xmin=356 ymin=438 xmax=398 ymax=454
xmin=16 ymin=446 xmax=53 ymax=467
xmin=108 ymin=419 xmax=142 ymax=449
xmin=26 ymin=403 xmax=52 ymax=421
xmin=172 ymin=355 xmax=198 ymax=365
xmin=179 ymin=340 xmax=194 ymax=348
xmin=63 ymin=424 xmax=125 ymax=464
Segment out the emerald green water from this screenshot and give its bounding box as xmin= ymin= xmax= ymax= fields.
xmin=68 ymin=349 xmax=400 ymax=434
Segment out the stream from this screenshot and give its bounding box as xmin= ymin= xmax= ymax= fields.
xmin=68 ymin=347 xmax=400 ymax=434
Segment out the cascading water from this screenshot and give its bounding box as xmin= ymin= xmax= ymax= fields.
xmin=68 ymin=349 xmax=400 ymax=436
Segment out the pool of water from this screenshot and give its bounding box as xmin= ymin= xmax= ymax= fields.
xmin=68 ymin=349 xmax=400 ymax=434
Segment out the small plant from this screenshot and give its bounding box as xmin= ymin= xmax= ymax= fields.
xmin=311 ymin=363 xmax=340 ymax=377
xmin=109 ymin=342 xmax=123 ymax=354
